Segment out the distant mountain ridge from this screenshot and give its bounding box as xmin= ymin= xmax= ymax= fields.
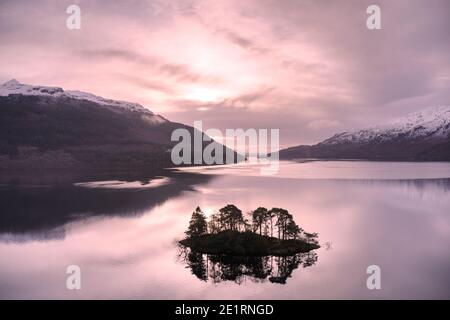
xmin=0 ymin=79 xmax=234 ymax=171
xmin=279 ymin=106 xmax=450 ymax=161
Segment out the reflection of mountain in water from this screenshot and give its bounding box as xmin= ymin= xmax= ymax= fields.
xmin=353 ymin=178 xmax=450 ymax=199
xmin=178 ymin=246 xmax=318 ymax=285
xmin=0 ymin=170 xmax=214 ymax=241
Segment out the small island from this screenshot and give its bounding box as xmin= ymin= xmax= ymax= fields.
xmin=179 ymin=205 xmax=320 ymax=256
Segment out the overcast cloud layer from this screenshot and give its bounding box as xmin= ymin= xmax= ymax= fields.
xmin=1 ymin=0 xmax=449 ymax=146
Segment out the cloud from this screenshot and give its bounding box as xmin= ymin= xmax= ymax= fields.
xmin=113 ymin=73 xmax=176 ymax=95
xmin=81 ymin=48 xmax=221 ymax=84
xmin=167 ymin=86 xmax=275 ymax=114
xmin=307 ymin=119 xmax=341 ymax=130
xmin=215 ymin=28 xmax=270 ymax=55
xmin=0 ymin=0 xmax=449 ymax=147
xmin=227 ymin=87 xmax=275 ymax=106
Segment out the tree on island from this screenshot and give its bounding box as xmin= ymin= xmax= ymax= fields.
xmin=218 ymin=204 xmax=245 ymax=231
xmin=304 ymin=232 xmax=319 ymax=245
xmin=286 ymin=219 xmax=303 ymax=240
xmin=184 ymin=205 xmax=318 ymax=245
xmin=270 ymin=208 xmax=292 ymax=240
xmin=267 ymin=209 xmax=275 ymax=237
xmin=207 ymin=213 xmax=221 ymax=234
xmin=251 ymin=207 xmax=268 ymax=235
xmin=181 ymin=205 xmax=320 ymax=259
xmin=185 ymin=206 xmax=208 ymax=238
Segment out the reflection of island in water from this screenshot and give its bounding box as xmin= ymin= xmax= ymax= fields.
xmin=179 ymin=247 xmax=318 ymax=284
xmin=178 ymin=206 xmax=320 ymax=284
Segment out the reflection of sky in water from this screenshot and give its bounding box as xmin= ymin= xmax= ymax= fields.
xmin=0 ymin=161 xmax=449 ymax=299
xmin=74 ymin=177 xmax=171 ymax=189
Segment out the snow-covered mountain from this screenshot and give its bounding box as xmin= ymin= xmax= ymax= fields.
xmin=0 ymin=79 xmax=235 ymax=170
xmin=0 ymin=79 xmax=166 ymax=123
xmin=279 ymin=106 xmax=450 ymax=161
xmin=322 ymin=106 xmax=450 ymax=145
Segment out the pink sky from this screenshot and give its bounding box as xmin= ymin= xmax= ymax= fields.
xmin=1 ymin=0 xmax=449 ymax=147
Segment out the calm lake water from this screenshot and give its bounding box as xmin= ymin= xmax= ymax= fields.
xmin=1 ymin=161 xmax=450 ymax=299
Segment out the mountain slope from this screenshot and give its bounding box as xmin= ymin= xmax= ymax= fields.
xmin=0 ymin=79 xmax=234 ymax=171
xmin=0 ymin=79 xmax=162 ymax=115
xmin=279 ymin=106 xmax=450 ymax=161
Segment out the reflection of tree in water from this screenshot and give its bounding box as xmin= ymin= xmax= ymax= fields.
xmin=178 ymin=246 xmax=317 ymax=285
xmin=186 ymin=251 xmax=208 ymax=282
